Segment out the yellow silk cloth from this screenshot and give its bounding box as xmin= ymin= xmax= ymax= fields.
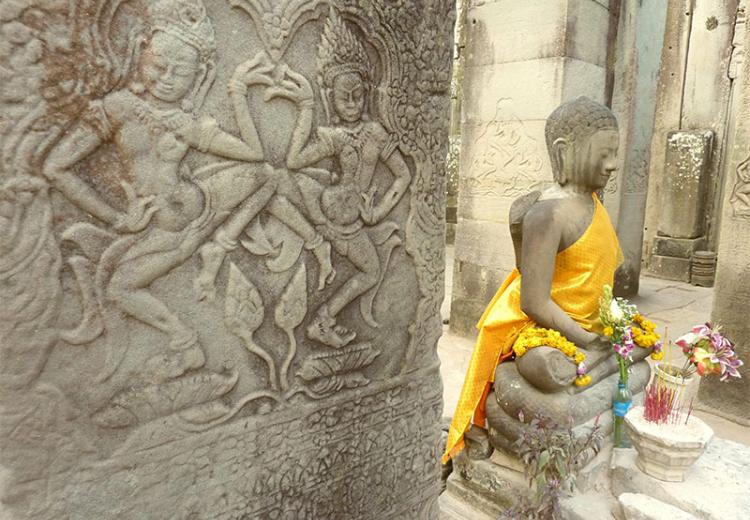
xmin=442 ymin=193 xmax=622 ymax=463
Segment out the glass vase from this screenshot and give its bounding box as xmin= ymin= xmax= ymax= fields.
xmin=613 ymin=378 xmax=632 ymax=448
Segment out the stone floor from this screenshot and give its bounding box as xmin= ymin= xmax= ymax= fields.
xmin=438 ymin=245 xmax=750 ymax=445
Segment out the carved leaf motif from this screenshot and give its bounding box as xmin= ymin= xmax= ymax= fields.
xmin=225 ymin=262 xmax=264 ymax=335
xmin=298 ymin=343 xmax=380 ymax=381
xmin=240 ymin=218 xmax=281 ymax=257
xmin=274 ymin=262 xmax=307 ymax=331
xmin=309 ymin=372 xmax=370 ymax=395
xmin=92 ymin=371 xmax=238 ymax=428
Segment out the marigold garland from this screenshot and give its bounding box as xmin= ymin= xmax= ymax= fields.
xmin=632 ymin=314 xmax=663 ymax=360
xmin=512 ymin=327 xmax=590 ymax=387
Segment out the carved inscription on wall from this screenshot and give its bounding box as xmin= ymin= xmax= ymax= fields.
xmin=0 ymin=0 xmax=454 ymax=518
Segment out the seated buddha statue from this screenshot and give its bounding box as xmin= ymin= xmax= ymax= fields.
xmin=443 ymin=96 xmax=651 ymax=463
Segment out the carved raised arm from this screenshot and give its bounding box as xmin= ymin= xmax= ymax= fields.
xmin=264 ymin=67 xmax=332 ymax=170
xmin=226 ymin=53 xmax=273 ymax=159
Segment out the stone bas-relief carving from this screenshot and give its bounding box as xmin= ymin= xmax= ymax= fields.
xmin=731 ymin=150 xmax=750 ymax=216
xmin=461 ymin=98 xmax=545 ymax=199
xmin=0 ymin=0 xmax=453 ymax=518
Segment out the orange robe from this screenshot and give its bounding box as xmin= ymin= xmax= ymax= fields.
xmin=442 ymin=193 xmax=622 ymax=463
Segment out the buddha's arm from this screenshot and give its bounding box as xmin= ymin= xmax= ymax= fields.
xmin=519 ymin=204 xmax=598 ymax=348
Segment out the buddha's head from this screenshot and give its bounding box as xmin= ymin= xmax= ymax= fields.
xmin=318 ymin=9 xmax=371 ymax=124
xmin=138 ymin=0 xmax=217 ymax=110
xmin=545 ymin=96 xmax=619 ymax=191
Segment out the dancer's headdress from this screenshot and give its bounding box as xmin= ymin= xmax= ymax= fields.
xmin=149 ymin=0 xmax=217 ymax=62
xmin=317 ymin=9 xmax=370 ymax=88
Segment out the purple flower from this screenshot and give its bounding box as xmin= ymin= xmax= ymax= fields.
xmin=577 ymin=362 xmax=587 ymax=376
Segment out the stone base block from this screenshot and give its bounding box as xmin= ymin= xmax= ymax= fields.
xmin=653 ymin=236 xmax=706 ymax=259
xmin=439 ymin=474 xmax=504 ymax=520
xmin=617 ymin=493 xmax=698 ymax=520
xmin=439 ymin=451 xmax=528 ymax=519
xmin=561 ymin=491 xmax=619 ymax=520
xmin=611 ymin=438 xmax=750 ymax=519
xmin=647 ymin=255 xmax=691 ymax=282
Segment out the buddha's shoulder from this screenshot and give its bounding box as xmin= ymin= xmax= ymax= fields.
xmin=511 ymin=190 xmax=571 ymax=228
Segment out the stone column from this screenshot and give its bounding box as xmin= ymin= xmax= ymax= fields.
xmin=698 ymin=2 xmax=750 ymax=425
xmin=609 ymin=0 xmax=669 ymax=296
xmin=641 ymin=0 xmax=738 ymax=286
xmin=449 ymin=0 xmax=614 ymax=336
xmin=0 ymin=1 xmax=454 ymax=517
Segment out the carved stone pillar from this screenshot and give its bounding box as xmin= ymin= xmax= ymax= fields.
xmin=0 ymin=1 xmax=454 ymax=517
xmin=608 ymin=0 xmax=669 ymax=296
xmin=640 ymin=0 xmax=739 ymax=289
xmin=698 ymin=0 xmax=750 ymax=425
xmin=450 ymin=0 xmax=614 ymax=336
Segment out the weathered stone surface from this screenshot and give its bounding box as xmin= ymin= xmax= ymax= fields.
xmin=625 ymin=406 xmax=714 ymax=482
xmin=608 ymin=0 xmax=668 ymax=297
xmin=652 ymin=236 xmax=707 ymax=259
xmin=617 ymin=493 xmax=698 ymax=520
xmin=648 ymin=255 xmax=692 ymax=282
xmin=643 ymin=0 xmax=736 ymax=275
xmin=439 ymin=474 xmax=501 ymax=520
xmin=439 ymin=451 xmax=526 ymax=519
xmin=561 ymin=491 xmax=619 ymax=520
xmin=658 ymin=131 xmax=714 ymax=239
xmin=0 ymin=1 xmax=454 ymax=518
xmin=612 ymin=438 xmax=750 ymax=519
xmin=700 ymin=0 xmax=750 ymax=424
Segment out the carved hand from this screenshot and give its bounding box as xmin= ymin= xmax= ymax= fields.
xmin=231 ymin=52 xmax=275 ymax=90
xmin=359 ymin=185 xmax=378 ymax=225
xmin=114 ymin=181 xmax=158 ymax=233
xmin=266 ymin=66 xmax=314 ymax=104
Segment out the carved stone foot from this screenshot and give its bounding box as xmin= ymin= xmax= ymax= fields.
xmin=306 ymin=313 xmax=356 ymax=348
xmin=194 ymin=241 xmax=228 ymax=301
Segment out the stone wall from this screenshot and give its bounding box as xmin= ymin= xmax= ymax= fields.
xmin=449 ymin=0 xmax=613 ymax=336
xmin=698 ymin=0 xmax=750 ymax=424
xmin=0 ymin=0 xmax=454 ymax=518
xmin=642 ymin=0 xmax=739 ymax=284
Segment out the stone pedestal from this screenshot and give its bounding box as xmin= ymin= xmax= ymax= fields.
xmin=0 ymin=1 xmax=454 ymax=518
xmin=450 ymin=0 xmax=614 ymax=336
xmin=611 ymin=439 xmax=750 ymax=519
xmin=648 ymin=131 xmax=714 ymax=282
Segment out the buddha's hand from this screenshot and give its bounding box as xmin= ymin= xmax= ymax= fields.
xmin=583 ymin=333 xmax=612 ymax=351
xmin=114 ymin=181 xmax=158 ymax=233
xmin=267 ymin=66 xmax=314 ymax=106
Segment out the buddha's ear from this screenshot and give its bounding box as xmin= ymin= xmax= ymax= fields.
xmin=552 ymin=137 xmax=569 ymax=185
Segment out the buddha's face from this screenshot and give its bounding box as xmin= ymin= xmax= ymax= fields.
xmin=572 ymin=129 xmax=619 ymax=190
xmin=332 ymin=72 xmax=366 ymax=123
xmin=141 ymin=32 xmax=201 ymax=103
